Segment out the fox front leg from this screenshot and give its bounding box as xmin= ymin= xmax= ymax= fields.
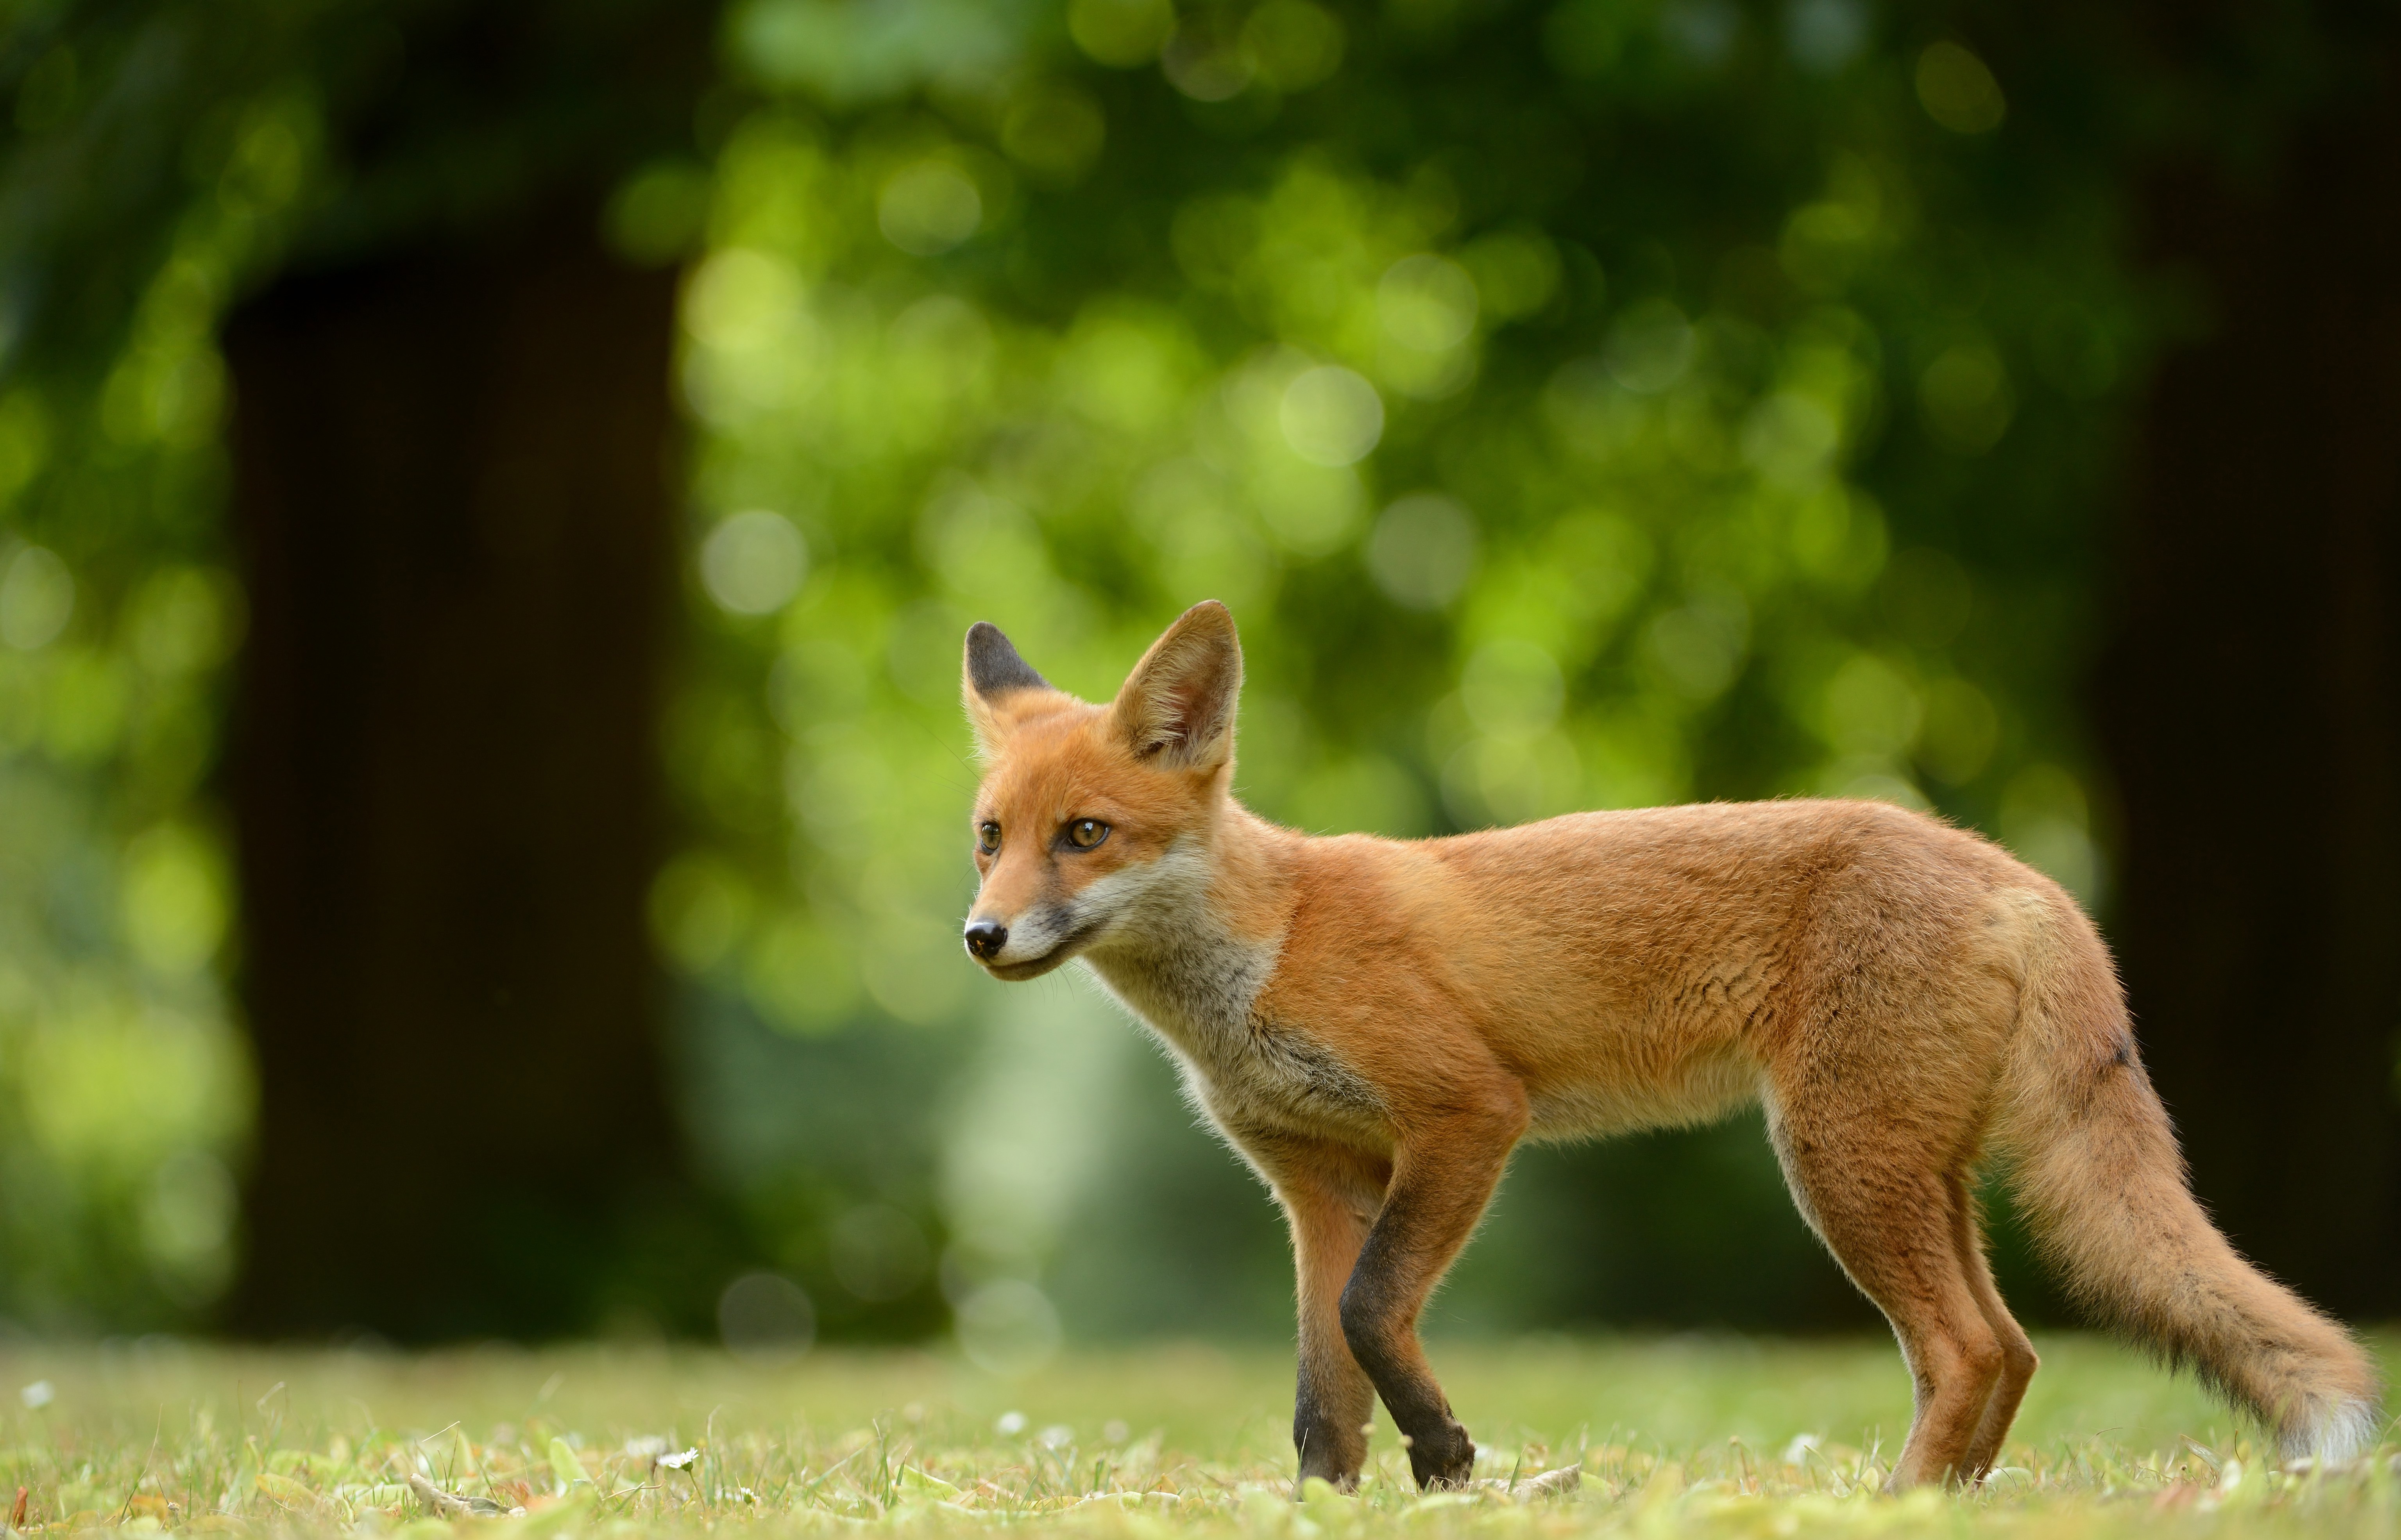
xmin=1262 ymin=1140 xmax=1388 ymax=1492
xmin=1339 ymin=1103 xmax=1523 ymax=1490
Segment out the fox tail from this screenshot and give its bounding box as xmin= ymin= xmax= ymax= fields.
xmin=1994 ymin=891 xmax=2381 ymax=1463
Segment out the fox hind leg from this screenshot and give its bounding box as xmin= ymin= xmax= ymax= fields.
xmin=1950 ymin=1173 xmax=2039 ymax=1481
xmin=1769 ymin=1118 xmax=2010 ymax=1488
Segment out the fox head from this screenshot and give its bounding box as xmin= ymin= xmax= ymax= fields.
xmin=959 ymin=601 xmax=1242 ymax=979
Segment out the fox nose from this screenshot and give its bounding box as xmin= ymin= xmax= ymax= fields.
xmin=963 ymin=918 xmax=1007 ymax=961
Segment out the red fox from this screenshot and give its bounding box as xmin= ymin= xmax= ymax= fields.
xmin=957 ymin=600 xmax=2380 ymax=1492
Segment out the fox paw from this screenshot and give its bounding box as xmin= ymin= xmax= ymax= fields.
xmin=1404 ymin=1426 xmax=1477 ymax=1490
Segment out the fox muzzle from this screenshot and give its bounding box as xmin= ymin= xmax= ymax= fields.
xmin=961 ymin=898 xmax=1100 ymax=980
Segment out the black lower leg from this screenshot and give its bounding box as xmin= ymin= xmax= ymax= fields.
xmin=1339 ymin=1240 xmax=1474 ymax=1488
xmin=1292 ymin=1370 xmax=1365 ymax=1488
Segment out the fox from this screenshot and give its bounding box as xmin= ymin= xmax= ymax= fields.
xmin=955 ymin=600 xmax=2380 ymax=1493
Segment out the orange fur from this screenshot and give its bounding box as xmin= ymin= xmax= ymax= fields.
xmin=959 ymin=603 xmax=2381 ymax=1492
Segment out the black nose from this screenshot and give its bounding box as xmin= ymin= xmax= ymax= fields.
xmin=963 ymin=919 xmax=1007 ymax=961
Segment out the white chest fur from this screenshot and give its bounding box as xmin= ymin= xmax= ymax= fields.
xmin=1083 ymin=942 xmax=1388 ymax=1148
xmin=1074 ymin=849 xmax=1386 ymax=1146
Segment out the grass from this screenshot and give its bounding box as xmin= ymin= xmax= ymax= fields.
xmin=2 ymin=1335 xmax=2396 ymax=1538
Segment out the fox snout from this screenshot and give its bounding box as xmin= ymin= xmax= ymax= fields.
xmin=960 ymin=902 xmax=1088 ymax=980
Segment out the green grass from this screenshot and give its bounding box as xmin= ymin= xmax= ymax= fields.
xmin=2 ymin=1335 xmax=2396 ymax=1537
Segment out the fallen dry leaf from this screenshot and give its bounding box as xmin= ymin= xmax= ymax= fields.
xmin=405 ymin=1473 xmax=519 ymax=1519
xmin=1483 ymin=1465 xmax=1581 ymax=1499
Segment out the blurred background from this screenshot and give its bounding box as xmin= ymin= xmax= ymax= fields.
xmin=0 ymin=0 xmax=2393 ymax=1361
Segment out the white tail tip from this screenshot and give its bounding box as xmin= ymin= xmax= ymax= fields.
xmin=2282 ymin=1397 xmax=2379 ymax=1466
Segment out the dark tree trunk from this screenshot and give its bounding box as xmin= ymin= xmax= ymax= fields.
xmin=222 ymin=218 xmax=688 ymax=1338
xmin=2099 ymin=58 xmax=2401 ymax=1317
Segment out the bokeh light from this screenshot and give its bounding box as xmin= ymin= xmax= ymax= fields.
xmin=700 ymin=510 xmax=809 ymax=616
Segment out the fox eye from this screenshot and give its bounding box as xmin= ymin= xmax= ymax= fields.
xmin=975 ymin=821 xmax=1001 ymax=855
xmin=1065 ymin=818 xmax=1109 ymax=850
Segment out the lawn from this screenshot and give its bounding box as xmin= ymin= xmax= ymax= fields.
xmin=3 ymin=1335 xmax=2395 ymax=1538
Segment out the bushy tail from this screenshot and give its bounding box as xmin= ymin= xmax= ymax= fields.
xmin=1995 ymin=891 xmax=2381 ymax=1463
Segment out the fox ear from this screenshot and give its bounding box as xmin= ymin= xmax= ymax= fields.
xmin=1114 ymin=601 xmax=1242 ymax=772
xmin=963 ymin=622 xmax=1049 ymax=752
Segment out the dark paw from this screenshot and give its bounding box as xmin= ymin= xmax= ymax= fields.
xmin=1405 ymin=1424 xmax=1476 ymax=1490
xmin=1294 ymin=1424 xmax=1363 ymax=1494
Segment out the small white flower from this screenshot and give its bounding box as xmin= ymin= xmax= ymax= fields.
xmin=20 ymin=1381 xmax=54 ymax=1410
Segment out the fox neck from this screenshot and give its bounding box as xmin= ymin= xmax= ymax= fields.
xmin=1079 ymin=800 xmax=1290 ymax=1052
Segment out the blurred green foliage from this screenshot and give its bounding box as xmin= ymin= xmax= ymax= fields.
xmin=0 ymin=0 xmax=322 ymax=1324
xmin=660 ymin=0 xmax=2144 ymax=1336
xmin=0 ymin=0 xmax=708 ymax=1330
xmin=0 ymin=0 xmax=2245 ymax=1337
xmin=664 ymin=0 xmax=2142 ymax=1021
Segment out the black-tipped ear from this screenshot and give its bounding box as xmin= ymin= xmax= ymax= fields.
xmin=963 ymin=622 xmax=1050 ymax=755
xmin=965 ymin=622 xmax=1047 ymax=700
xmin=1113 ymin=601 xmax=1242 ymax=772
